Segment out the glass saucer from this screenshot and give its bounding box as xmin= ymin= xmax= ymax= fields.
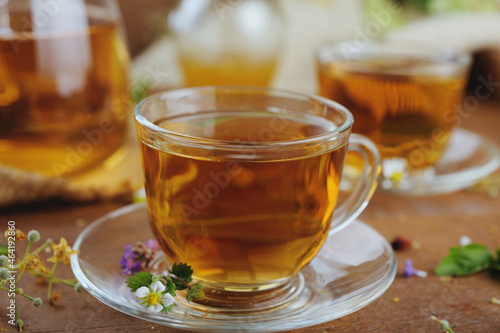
xmin=71 ymin=203 xmax=396 ymax=332
xmin=380 ymin=129 xmax=500 ymax=196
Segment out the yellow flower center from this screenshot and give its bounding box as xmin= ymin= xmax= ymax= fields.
xmin=147 ymin=293 xmax=161 ymax=306
xmin=390 ymin=172 xmax=404 ymax=185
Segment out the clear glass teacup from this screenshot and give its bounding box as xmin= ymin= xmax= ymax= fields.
xmin=316 ymin=39 xmax=471 ymax=177
xmin=135 ymin=87 xmax=380 ymax=309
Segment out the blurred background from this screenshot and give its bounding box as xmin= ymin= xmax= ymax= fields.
xmin=2 ymin=0 xmax=500 ymax=206
xmin=120 ymin=0 xmax=500 ymax=100
xmin=119 ymin=0 xmax=174 ymax=58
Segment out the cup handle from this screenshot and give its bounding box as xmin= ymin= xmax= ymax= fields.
xmin=330 ymin=133 xmax=381 ymax=234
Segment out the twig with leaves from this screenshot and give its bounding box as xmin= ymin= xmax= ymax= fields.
xmin=0 ymin=229 xmax=82 ymax=331
xmin=435 ymin=243 xmax=500 ymax=276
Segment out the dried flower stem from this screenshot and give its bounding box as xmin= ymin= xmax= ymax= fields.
xmin=15 ymin=269 xmax=25 ymax=285
xmin=23 ymin=241 xmax=32 ymax=259
xmin=47 ymin=261 xmax=58 ymax=302
xmin=0 ymin=286 xmax=36 ymax=302
xmin=36 ymin=273 xmax=77 ymax=287
xmin=169 ymin=274 xmax=191 ymax=289
xmin=30 ymin=239 xmax=53 ymax=256
xmin=15 ymin=309 xmax=22 ymax=332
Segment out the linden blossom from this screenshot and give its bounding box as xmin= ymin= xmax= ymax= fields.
xmin=0 ymin=229 xmax=81 ymax=331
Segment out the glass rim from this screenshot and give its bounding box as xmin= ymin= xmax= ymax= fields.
xmin=134 ymin=86 xmax=354 ymax=150
xmin=315 ymin=37 xmax=472 ymax=72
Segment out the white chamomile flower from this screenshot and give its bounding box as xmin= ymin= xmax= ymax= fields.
xmin=459 ymin=235 xmax=472 ymax=247
xmin=135 ymin=281 xmax=174 ymax=312
xmin=381 ymin=158 xmax=408 ymax=189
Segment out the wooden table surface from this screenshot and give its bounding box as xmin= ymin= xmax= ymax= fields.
xmin=1 ymin=103 xmax=499 ymax=333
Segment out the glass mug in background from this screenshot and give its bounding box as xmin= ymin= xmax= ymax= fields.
xmin=168 ymin=0 xmax=284 ymax=87
xmin=316 ymin=40 xmax=471 ymax=172
xmin=135 ymin=87 xmax=380 ymax=309
xmin=0 ymin=0 xmax=130 ymax=178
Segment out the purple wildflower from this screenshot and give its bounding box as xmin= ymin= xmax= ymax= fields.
xmin=403 ymin=259 xmax=428 ymax=278
xmin=119 ymin=245 xmax=143 ymax=274
xmin=119 ymin=239 xmax=159 ymax=274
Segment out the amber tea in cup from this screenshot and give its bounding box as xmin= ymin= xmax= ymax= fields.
xmin=316 ymin=40 xmax=471 ymax=171
xmin=135 ymin=87 xmax=380 ymax=309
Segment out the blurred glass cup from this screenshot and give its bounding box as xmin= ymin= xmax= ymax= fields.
xmin=316 ymin=39 xmax=471 ymax=173
xmin=0 ymin=0 xmax=130 ymax=179
xmin=169 ymin=0 xmax=284 ymax=87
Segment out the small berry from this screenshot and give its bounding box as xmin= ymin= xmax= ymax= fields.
xmin=33 ymin=298 xmax=42 ymax=307
xmin=391 ymin=236 xmax=412 ymax=251
xmin=430 ymin=315 xmax=453 ymax=332
xmin=28 ymin=230 xmax=41 ymax=242
xmin=74 ymin=282 xmax=84 ymax=293
xmin=0 ymin=255 xmax=8 ymax=267
xmin=439 ymin=319 xmax=451 ymax=331
xmin=0 ymin=267 xmax=11 ymax=279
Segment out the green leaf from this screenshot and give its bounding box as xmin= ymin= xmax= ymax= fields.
xmin=186 ymin=283 xmax=205 ymax=303
xmin=130 ymin=82 xmax=149 ymax=104
xmin=388 ymin=0 xmax=430 ymax=12
xmin=127 ymin=271 xmax=153 ymax=291
xmin=161 ymin=303 xmax=174 ymax=314
xmin=435 ymin=244 xmax=493 ymax=276
xmin=166 ymin=279 xmax=177 ymax=297
xmin=492 ymin=248 xmax=500 ymax=271
xmin=170 ymin=263 xmax=193 ymax=290
xmin=0 ymin=244 xmax=7 ymax=256
xmin=151 ymin=275 xmax=162 ymax=283
xmin=411 ymin=0 xmax=432 ymax=12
